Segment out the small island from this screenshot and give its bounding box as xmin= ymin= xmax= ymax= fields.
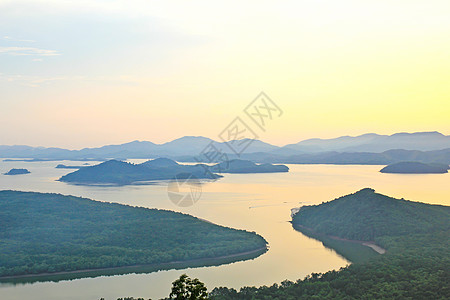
xmin=59 ymin=158 xmax=222 ymax=185
xmin=4 ymin=168 xmax=31 ymax=175
xmin=0 ymin=191 xmax=267 ymax=279
xmin=380 ymin=161 xmax=449 ymax=174
xmin=210 ymin=159 xmax=289 ymax=174
xmin=55 ymin=164 xmax=86 ymax=169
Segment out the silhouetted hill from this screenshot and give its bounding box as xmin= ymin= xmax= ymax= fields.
xmin=59 ymin=159 xmax=221 ymax=185
xmin=261 ymin=148 xmax=450 ymax=165
xmin=380 ymin=162 xmax=449 ymax=174
xmin=141 ymin=157 xmax=180 ymax=168
xmin=210 ymin=159 xmax=289 ymax=173
xmin=2 ymin=132 xmax=449 ymax=160
xmin=76 ymin=140 xmax=158 ymax=158
xmin=281 ymin=131 xmax=450 ymax=153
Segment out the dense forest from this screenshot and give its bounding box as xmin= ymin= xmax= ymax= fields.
xmin=208 ymin=189 xmax=450 ymax=299
xmin=291 ymin=188 xmax=449 ymax=241
xmin=0 ymin=191 xmax=267 ymax=278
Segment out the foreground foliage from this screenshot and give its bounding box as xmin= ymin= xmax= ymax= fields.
xmin=169 ymin=274 xmax=208 ymax=300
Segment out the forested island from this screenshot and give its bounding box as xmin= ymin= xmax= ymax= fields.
xmin=58 ymin=158 xmax=222 ymax=185
xmin=3 ymin=168 xmax=30 ymax=175
xmin=58 ymin=158 xmax=289 ymax=185
xmin=210 ymin=159 xmax=288 ymax=174
xmin=207 ymin=189 xmax=449 ymax=299
xmin=380 ymin=161 xmax=449 ymax=174
xmin=0 ymin=191 xmax=267 ymax=279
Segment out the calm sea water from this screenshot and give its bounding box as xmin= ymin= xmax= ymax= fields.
xmin=0 ymin=160 xmax=448 ymax=300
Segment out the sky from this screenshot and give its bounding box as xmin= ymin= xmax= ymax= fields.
xmin=1 ymin=0 xmax=449 ymax=149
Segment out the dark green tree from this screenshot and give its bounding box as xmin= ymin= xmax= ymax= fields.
xmin=169 ymin=274 xmax=208 ymax=300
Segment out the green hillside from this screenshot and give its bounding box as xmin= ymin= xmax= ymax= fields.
xmin=291 ymin=188 xmax=450 ymax=241
xmin=0 ymin=191 xmax=267 ymax=278
xmin=209 ymin=189 xmax=450 ymax=299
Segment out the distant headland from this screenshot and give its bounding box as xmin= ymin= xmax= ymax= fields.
xmin=380 ymin=162 xmax=449 ymax=174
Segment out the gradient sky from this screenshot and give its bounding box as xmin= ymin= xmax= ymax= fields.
xmin=1 ymin=0 xmax=449 ymax=149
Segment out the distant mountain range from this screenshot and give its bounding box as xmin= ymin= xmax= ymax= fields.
xmin=236 ymin=148 xmax=450 ymax=165
xmin=281 ymin=131 xmax=450 ymax=153
xmin=0 ymin=136 xmax=279 ymax=160
xmin=1 ymin=132 xmax=449 ymax=164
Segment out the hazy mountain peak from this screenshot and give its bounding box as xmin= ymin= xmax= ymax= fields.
xmin=123 ymin=140 xmax=156 ymax=145
xmin=283 ymin=131 xmax=449 ymax=153
xmin=141 ymin=157 xmax=179 ymax=168
xmin=0 ymin=131 xmax=448 ymax=159
xmin=167 ymin=136 xmax=213 ymax=142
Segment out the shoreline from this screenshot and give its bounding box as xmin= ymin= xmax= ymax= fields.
xmin=0 ymin=246 xmax=268 ymax=281
xmin=293 ymin=224 xmax=386 ymax=254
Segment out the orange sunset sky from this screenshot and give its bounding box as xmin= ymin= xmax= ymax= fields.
xmin=1 ymin=0 xmax=449 ymax=148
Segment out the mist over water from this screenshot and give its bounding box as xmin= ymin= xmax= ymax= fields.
xmin=0 ymin=160 xmax=448 ymax=299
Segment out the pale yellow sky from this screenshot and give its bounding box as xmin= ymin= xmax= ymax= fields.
xmin=0 ymin=0 xmax=449 ymax=148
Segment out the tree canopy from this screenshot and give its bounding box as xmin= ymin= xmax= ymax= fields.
xmin=210 ymin=189 xmax=450 ymax=299
xmin=0 ymin=191 xmax=267 ymax=278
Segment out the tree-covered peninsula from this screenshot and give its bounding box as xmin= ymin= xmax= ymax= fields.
xmin=209 ymin=189 xmax=449 ymax=299
xmin=0 ymin=191 xmax=267 ymax=278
